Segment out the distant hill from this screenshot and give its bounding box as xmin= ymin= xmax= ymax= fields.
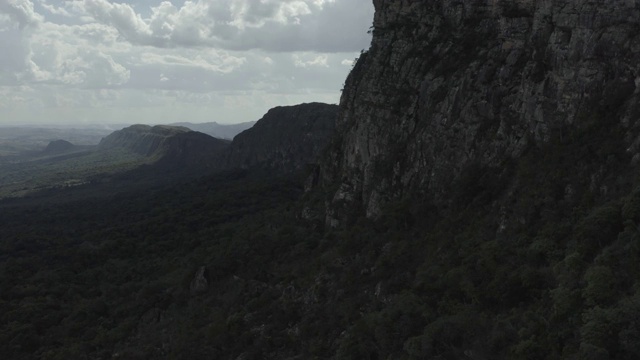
xmin=99 ymin=125 xmax=191 ymax=156
xmin=169 ymin=121 xmax=256 ymax=140
xmin=99 ymin=124 xmax=229 ymax=168
xmin=222 ymin=103 xmax=338 ymax=172
xmin=43 ymin=140 xmax=76 ymax=154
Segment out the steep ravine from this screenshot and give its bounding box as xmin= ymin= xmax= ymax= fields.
xmin=321 ymin=0 xmax=640 ymax=224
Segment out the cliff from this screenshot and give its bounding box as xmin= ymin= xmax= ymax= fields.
xmin=223 ymin=103 xmax=338 ymax=172
xmin=322 ymin=0 xmax=640 ymax=224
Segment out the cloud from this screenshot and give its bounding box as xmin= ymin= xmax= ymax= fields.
xmin=293 ymin=53 xmax=328 ymax=68
xmin=12 ymin=21 xmax=130 ymax=87
xmin=0 ymin=0 xmax=43 ymax=29
xmin=0 ymin=0 xmax=374 ymax=126
xmin=341 ymin=59 xmax=354 ymax=66
xmin=41 ymin=2 xmax=71 ymax=17
xmin=81 ymin=0 xmax=152 ymax=40
xmin=138 ymin=49 xmax=246 ymax=74
xmin=66 ymin=0 xmax=372 ymax=52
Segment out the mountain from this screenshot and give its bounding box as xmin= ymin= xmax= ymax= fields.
xmin=295 ymin=1 xmax=640 ymax=358
xmin=99 ymin=124 xmax=229 ymax=166
xmin=170 ymin=121 xmax=256 ymax=140
xmin=158 ymin=131 xmax=230 ymax=169
xmin=0 ymin=107 xmax=330 ymax=201
xmin=320 ymin=0 xmax=640 ymax=224
xmin=222 ymin=103 xmax=338 ymax=172
xmin=99 ymin=104 xmax=337 ymax=173
xmin=43 ymin=140 xmax=76 ymax=154
xmin=99 ymin=125 xmax=192 ymax=156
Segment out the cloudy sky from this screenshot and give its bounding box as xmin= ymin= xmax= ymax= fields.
xmin=0 ymin=0 xmax=373 ymax=126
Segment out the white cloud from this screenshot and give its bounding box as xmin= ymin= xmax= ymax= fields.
xmin=293 ymin=53 xmax=328 ymax=68
xmin=341 ymin=59 xmax=354 ymax=66
xmin=0 ymin=0 xmax=374 ymax=126
xmin=41 ymin=2 xmax=71 ymax=17
xmin=138 ymin=49 xmax=246 ymax=74
xmin=61 ymin=0 xmax=372 ymax=52
xmin=81 ymin=0 xmax=152 ymax=41
xmin=0 ymin=0 xmax=43 ymax=29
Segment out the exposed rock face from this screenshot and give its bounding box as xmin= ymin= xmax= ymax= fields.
xmin=321 ymin=0 xmax=640 ymax=223
xmin=224 ymin=103 xmax=338 ymax=172
xmin=190 ymin=266 xmax=208 ymax=295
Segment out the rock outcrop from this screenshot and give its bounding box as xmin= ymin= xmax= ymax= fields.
xmin=223 ymin=103 xmax=338 ymax=172
xmin=190 ymin=266 xmax=209 ymax=295
xmin=321 ymin=0 xmax=640 ymax=224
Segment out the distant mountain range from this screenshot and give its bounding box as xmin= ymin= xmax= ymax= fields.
xmin=0 ymin=103 xmax=337 ymax=199
xmin=99 ymin=103 xmax=336 ymax=172
xmin=168 ymin=121 xmax=256 ymax=140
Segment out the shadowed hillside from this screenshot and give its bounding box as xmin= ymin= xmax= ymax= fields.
xmin=222 ymin=103 xmax=338 ymax=172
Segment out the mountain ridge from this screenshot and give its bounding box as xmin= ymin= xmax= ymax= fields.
xmin=170 ymin=121 xmax=256 ymax=140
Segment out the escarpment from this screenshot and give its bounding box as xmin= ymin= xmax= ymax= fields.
xmin=321 ymin=0 xmax=640 ymax=224
xmin=223 ymin=103 xmax=338 ymax=172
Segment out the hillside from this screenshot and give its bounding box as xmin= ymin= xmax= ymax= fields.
xmin=99 ymin=125 xmax=193 ymax=156
xmin=222 ymin=103 xmax=338 ymax=172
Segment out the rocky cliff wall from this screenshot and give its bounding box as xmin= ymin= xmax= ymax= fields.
xmin=322 ymin=0 xmax=640 ymax=225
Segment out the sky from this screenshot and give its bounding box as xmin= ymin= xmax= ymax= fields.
xmin=0 ymin=0 xmax=374 ymax=126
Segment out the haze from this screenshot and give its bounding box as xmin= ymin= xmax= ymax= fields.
xmin=0 ymin=0 xmax=373 ymax=126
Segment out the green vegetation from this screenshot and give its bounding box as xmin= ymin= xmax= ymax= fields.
xmin=1 ymin=115 xmax=640 ymax=359
xmin=0 ymin=148 xmax=149 ymax=199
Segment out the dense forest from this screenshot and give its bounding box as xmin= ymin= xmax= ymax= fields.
xmin=2 ymin=113 xmax=640 ymax=359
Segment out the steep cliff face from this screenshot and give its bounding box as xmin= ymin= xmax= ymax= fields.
xmin=224 ymin=103 xmax=338 ymax=172
xmin=323 ymin=0 xmax=640 ymax=223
